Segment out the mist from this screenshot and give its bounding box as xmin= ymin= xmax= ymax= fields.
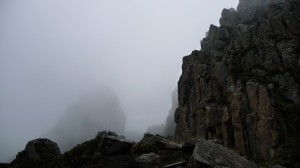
xmin=43 ymin=88 xmax=126 ymax=152
xmin=0 ymin=0 xmax=238 ymax=162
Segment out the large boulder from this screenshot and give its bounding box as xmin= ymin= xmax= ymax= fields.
xmin=187 ymin=139 xmax=255 ymax=168
xmin=99 ymin=135 xmax=134 ymax=156
xmin=23 ymin=138 xmax=60 ymax=160
xmin=134 ymin=133 xmax=185 ymax=167
xmin=134 ymin=133 xmax=181 ymax=154
xmin=9 ymin=139 xmax=61 ymax=168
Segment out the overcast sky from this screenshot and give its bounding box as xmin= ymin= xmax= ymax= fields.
xmin=0 ymin=0 xmax=238 ymax=162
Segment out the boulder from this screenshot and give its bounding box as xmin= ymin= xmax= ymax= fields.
xmin=99 ymin=135 xmax=134 ymax=156
xmin=187 ymin=139 xmax=255 ymax=168
xmin=134 ymin=133 xmax=181 ymax=154
xmin=9 ymin=139 xmax=61 ymax=168
xmin=135 ymin=152 xmax=160 ymax=168
xmin=23 ymin=138 xmax=60 ymax=160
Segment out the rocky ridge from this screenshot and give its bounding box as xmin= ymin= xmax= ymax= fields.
xmin=175 ymin=0 xmax=300 ymax=166
xmin=4 ymin=133 xmax=256 ymax=168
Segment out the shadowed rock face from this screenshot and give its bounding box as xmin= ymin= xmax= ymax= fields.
xmin=9 ymin=139 xmax=61 ymax=168
xmin=175 ymin=0 xmax=300 ymax=164
xmin=23 ymin=139 xmax=61 ymax=160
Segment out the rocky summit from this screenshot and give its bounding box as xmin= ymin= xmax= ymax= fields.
xmin=175 ymin=0 xmax=300 ymax=166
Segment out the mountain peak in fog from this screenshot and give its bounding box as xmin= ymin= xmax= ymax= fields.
xmin=43 ymin=88 xmax=126 ymax=152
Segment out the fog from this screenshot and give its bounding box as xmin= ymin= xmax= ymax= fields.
xmin=0 ymin=0 xmax=238 ymax=162
xmin=43 ymin=88 xmax=126 ymax=152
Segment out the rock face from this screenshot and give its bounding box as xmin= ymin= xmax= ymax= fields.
xmin=187 ymin=139 xmax=255 ymax=168
xmin=175 ymin=0 xmax=300 ymax=165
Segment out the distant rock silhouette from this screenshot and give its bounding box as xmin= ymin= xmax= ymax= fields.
xmin=44 ymin=88 xmax=126 ymax=152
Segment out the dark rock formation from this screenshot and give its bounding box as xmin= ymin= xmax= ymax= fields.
xmin=187 ymin=139 xmax=255 ymax=168
xmin=23 ymin=139 xmax=60 ymax=160
xmin=9 ymin=139 xmax=61 ymax=168
xmin=134 ymin=133 xmax=181 ymax=154
xmin=6 ymin=133 xmax=266 ymax=167
xmin=133 ymin=133 xmax=185 ymax=167
xmin=63 ymin=132 xmax=136 ymax=168
xmin=99 ymin=135 xmax=134 ymax=156
xmin=175 ymin=0 xmax=300 ymax=166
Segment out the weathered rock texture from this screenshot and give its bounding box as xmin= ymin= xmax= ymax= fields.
xmin=175 ymin=0 xmax=300 ymax=164
xmin=187 ymin=139 xmax=255 ymax=168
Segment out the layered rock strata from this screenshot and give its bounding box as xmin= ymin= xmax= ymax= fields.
xmin=175 ymin=0 xmax=300 ymax=163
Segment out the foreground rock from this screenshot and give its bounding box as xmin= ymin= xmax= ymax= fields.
xmin=134 ymin=133 xmax=185 ymax=167
xmin=99 ymin=135 xmax=134 ymax=155
xmin=187 ymin=139 xmax=255 ymax=168
xmin=6 ymin=133 xmax=260 ymax=168
xmin=63 ymin=134 xmax=136 ymax=168
xmin=9 ymin=138 xmax=61 ymax=168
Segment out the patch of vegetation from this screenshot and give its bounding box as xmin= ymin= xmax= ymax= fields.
xmin=96 ymin=130 xmax=125 ymax=139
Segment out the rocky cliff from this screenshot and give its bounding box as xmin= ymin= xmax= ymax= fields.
xmin=175 ymin=0 xmax=300 ymax=164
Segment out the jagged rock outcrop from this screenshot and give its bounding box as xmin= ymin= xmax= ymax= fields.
xmin=175 ymin=0 xmax=300 ymax=166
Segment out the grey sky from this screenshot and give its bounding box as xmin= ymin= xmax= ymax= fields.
xmin=0 ymin=0 xmax=238 ymax=162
